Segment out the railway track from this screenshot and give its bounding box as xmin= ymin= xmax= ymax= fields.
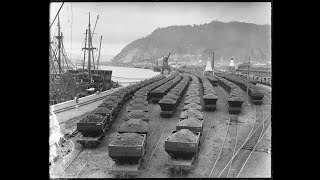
xmin=142 ymin=80 xmax=192 ymax=176
xmin=199 ymin=85 xmax=238 ymax=178
xmin=228 ymin=112 xmax=271 ymax=178
xmin=212 ymin=86 xmax=269 ymax=178
xmin=58 ymin=100 xmax=160 ymax=178
xmin=53 ymin=88 xmax=123 ymax=115
xmin=237 ymin=124 xmax=271 ymax=177
xmin=217 ymin=110 xmax=271 ymax=178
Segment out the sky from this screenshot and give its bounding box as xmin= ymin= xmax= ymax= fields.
xmin=50 ymin=2 xmax=271 ymax=62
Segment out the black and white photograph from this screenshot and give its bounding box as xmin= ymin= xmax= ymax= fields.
xmin=49 ymin=1 xmax=272 ymax=178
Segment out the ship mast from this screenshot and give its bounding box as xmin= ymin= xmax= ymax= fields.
xmin=82 ymin=13 xmax=96 ymax=82
xmin=82 ymin=29 xmax=88 ymax=71
xmin=56 ymin=16 xmax=62 ymax=74
xmin=97 ymin=36 xmax=102 ymax=70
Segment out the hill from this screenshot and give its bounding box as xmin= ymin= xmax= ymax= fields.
xmin=111 ymin=21 xmax=271 ymax=65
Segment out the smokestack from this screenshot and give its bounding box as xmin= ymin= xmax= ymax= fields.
xmin=211 ymin=52 xmax=214 ymax=70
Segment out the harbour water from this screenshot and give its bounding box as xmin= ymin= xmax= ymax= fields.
xmin=99 ymin=65 xmax=160 ymax=86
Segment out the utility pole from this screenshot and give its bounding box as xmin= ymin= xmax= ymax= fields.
xmin=247 ymin=56 xmax=250 ymax=105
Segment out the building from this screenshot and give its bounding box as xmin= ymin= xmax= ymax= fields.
xmin=236 ymin=62 xmax=271 ymax=83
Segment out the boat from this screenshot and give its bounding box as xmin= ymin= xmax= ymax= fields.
xmin=49 ymin=11 xmax=120 ymax=105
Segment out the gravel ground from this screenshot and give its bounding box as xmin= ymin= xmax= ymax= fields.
xmin=50 ymin=74 xmax=272 ymax=178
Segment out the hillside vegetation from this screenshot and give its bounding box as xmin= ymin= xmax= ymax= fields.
xmin=111 ymin=21 xmax=271 ymax=64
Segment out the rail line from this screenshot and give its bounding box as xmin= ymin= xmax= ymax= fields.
xmin=236 ymin=124 xmax=271 ymax=177
xmin=216 ymin=105 xmax=259 ymax=177
xmin=58 ymin=147 xmax=85 ymax=178
xmin=217 ymin=112 xmax=271 ymax=178
xmin=219 ymin=105 xmax=264 ymax=178
xmin=53 ymin=88 xmax=123 ymax=115
xmin=208 ymin=85 xmax=236 ymax=178
xmin=144 ymin=123 xmax=168 ymax=169
xmin=58 ymin=100 xmax=159 ymax=178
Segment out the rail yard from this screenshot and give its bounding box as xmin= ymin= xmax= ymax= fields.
xmin=50 ymin=67 xmax=271 ymax=178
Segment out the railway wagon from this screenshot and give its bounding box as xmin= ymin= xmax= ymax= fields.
xmin=164 ymin=130 xmax=201 ymax=174
xmin=227 ymin=100 xmax=244 ymax=114
xmin=203 ymin=94 xmax=218 ymax=111
xmin=149 ymin=88 xmax=169 ymax=103
xmin=77 ymin=114 xmax=108 ymax=137
xmin=249 ymin=90 xmax=264 ymax=105
xmin=108 ymin=133 xmax=147 ymax=177
xmin=76 ymin=114 xmax=109 ymax=148
xmin=98 ymin=100 xmax=118 ymax=118
xmin=176 ymin=118 xmax=204 ymax=135
xmin=158 ymin=98 xmax=178 ymax=118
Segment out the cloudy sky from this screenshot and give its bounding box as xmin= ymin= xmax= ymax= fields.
xmin=50 ymin=2 xmax=271 ymax=62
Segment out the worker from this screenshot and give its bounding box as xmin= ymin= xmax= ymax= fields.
xmin=74 ymin=93 xmax=79 ymax=110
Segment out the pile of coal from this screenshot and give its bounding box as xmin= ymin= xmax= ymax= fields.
xmin=99 ymin=100 xmax=118 ymax=108
xmin=185 ymin=98 xmax=200 ymax=104
xmin=80 ymin=114 xmax=105 ymax=123
xmin=91 ymin=107 xmax=112 ymax=114
xmin=118 ymin=119 xmax=148 ymax=133
xmin=177 ymin=117 xmax=203 ymax=127
xmin=203 ymin=93 xmax=218 ymax=99
xmin=168 ymin=129 xmax=198 ymax=142
xmin=159 ymin=98 xmax=177 ymax=104
xmin=126 ymin=104 xmax=148 ymax=112
xmin=163 ymin=94 xmax=179 ymax=100
xmin=125 ymin=111 xmax=148 ymax=120
xmin=180 ymin=109 xmax=203 ymax=119
xmin=130 ymin=99 xmax=148 ymax=105
xmin=111 ymin=133 xmax=145 ymax=146
xmin=184 ymin=102 xmax=202 ymax=110
xmin=186 ymin=94 xmax=200 ymax=100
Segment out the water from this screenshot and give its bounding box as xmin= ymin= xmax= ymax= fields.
xmin=99 ymin=65 xmax=160 ymax=86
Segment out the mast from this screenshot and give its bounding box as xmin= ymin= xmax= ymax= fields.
xmin=57 ymin=16 xmax=62 ymax=74
xmin=97 ymin=36 xmax=102 ymax=70
xmin=88 ymin=13 xmax=92 ymax=81
xmin=82 ymin=29 xmax=88 ymax=71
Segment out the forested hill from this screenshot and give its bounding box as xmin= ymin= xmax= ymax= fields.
xmin=111 ymin=21 xmax=271 ymax=64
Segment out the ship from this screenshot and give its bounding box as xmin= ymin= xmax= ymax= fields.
xmin=49 ymin=12 xmax=120 ymax=105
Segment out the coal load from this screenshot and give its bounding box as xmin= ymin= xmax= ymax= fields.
xmin=159 ymin=98 xmax=177 ymax=111
xmin=168 ymin=129 xmax=198 ymax=143
xmin=177 ymin=117 xmax=202 ymax=127
xmin=184 ymin=98 xmax=201 ymax=105
xmin=80 ymin=114 xmax=105 ymax=123
xmin=99 ymin=100 xmax=118 ymax=109
xmin=118 ymin=119 xmax=149 ymax=133
xmin=125 ymin=111 xmax=148 ymax=121
xmin=111 ymin=133 xmax=145 ymax=146
xmin=164 ymin=94 xmax=179 ymax=100
xmin=184 ymin=102 xmax=202 ymax=111
xmin=180 ymin=109 xmax=203 ymax=120
xmin=185 ymin=95 xmax=200 ymax=100
xmin=203 ymin=93 xmax=218 ymax=100
xmin=91 ymin=107 xmax=112 ymax=117
xmin=126 ymin=104 xmax=148 ymax=112
xmin=129 ymin=99 xmax=148 ymax=106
